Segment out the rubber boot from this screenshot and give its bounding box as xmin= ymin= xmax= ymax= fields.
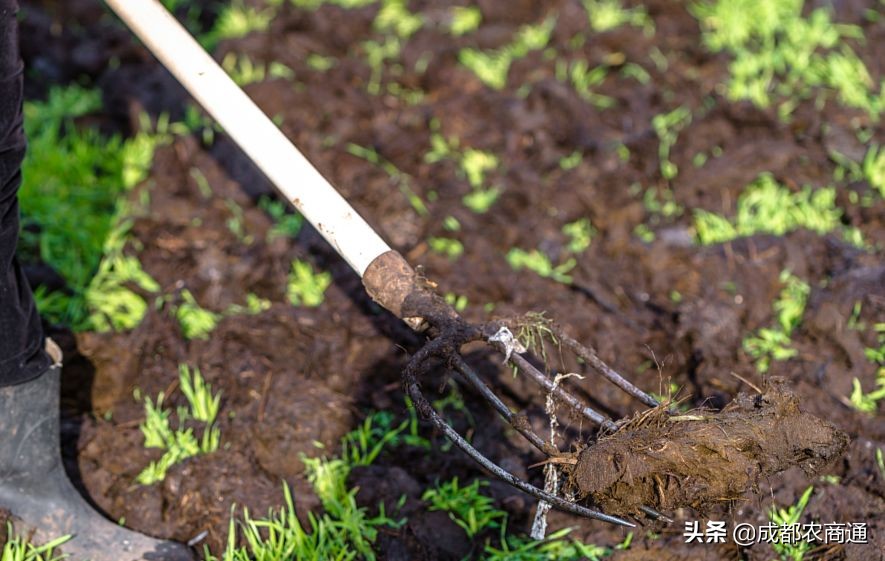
xmin=0 ymin=340 xmax=193 ymax=561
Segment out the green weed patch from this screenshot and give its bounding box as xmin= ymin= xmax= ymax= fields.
xmin=691 ymin=0 xmax=884 ymax=118
xmin=19 ymin=85 xmax=165 ymax=331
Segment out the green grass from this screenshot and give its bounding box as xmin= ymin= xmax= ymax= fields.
xmin=743 ymin=270 xmax=810 ymax=373
xmin=581 ymin=0 xmax=653 ymax=34
xmin=507 ymin=249 xmax=576 ymax=284
xmin=175 ymin=289 xmax=221 ymax=340
xmin=203 ymin=410 xmax=417 ymax=561
xmin=555 ymin=59 xmax=616 ymax=109
xmin=768 ymin=486 xmax=815 ymax=561
xmin=347 ymin=143 xmax=428 ymax=215
xmin=694 ymin=173 xmax=859 ymax=246
xmin=19 ymin=85 xmax=165 ymax=331
xmin=287 ymin=259 xmax=332 ymax=307
xmin=258 ymin=196 xmax=304 ymax=240
xmin=1 ymin=525 xmax=70 ymax=561
xmin=459 ymin=17 xmax=556 ymax=90
xmin=562 ymin=218 xmax=595 ymax=253
xmin=136 ymin=365 xmax=221 ymax=485
xmin=849 ymin=323 xmax=885 ymax=413
xmin=221 ymin=53 xmax=294 ymax=86
xmin=422 ymin=478 xmax=506 ymax=538
xmin=200 ymin=0 xmax=274 ymax=50
xmin=428 ymin=237 xmax=464 ymax=260
xmin=691 ymin=0 xmax=883 ymax=118
xmin=450 ymin=6 xmax=482 ymax=36
xmin=423 ymin=126 xmax=501 ymax=214
xmin=652 ymin=106 xmax=692 ymax=180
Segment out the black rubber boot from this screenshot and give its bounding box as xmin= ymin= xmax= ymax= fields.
xmin=0 ymin=340 xmax=193 ymax=561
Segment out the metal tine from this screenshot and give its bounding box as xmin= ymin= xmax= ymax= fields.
xmin=556 ymin=330 xmax=660 ymax=408
xmin=640 ymin=505 xmax=674 ymax=524
xmin=451 ymin=355 xmax=550 ymax=454
xmin=507 ymin=353 xmax=618 ymax=432
xmin=404 ymin=374 xmax=635 ymax=527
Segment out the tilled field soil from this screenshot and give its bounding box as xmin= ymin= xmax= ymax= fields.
xmin=14 ymin=0 xmax=885 ymax=559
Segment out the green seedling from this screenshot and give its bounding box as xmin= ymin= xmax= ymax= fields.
xmin=694 ymin=173 xmax=857 ymax=246
xmin=444 ymin=292 xmax=469 ymax=312
xmin=361 ymin=37 xmax=403 ymax=95
xmin=306 ymin=53 xmax=336 ymax=72
xmin=768 ymin=486 xmax=815 ymax=561
xmin=201 ymin=0 xmax=273 ymax=50
xmin=422 ymin=478 xmax=506 ymax=538
xmin=559 ymin=150 xmax=583 ymax=170
xmin=222 ymin=53 xmax=294 ymax=86
xmin=507 ymin=248 xmax=576 ymax=284
xmin=1 ymin=524 xmax=71 ymax=561
xmin=849 ymin=324 xmax=884 ymax=412
xmin=743 ymin=270 xmax=809 ymax=373
xmin=428 ymin=237 xmax=464 ymax=260
xmin=876 ymin=448 xmax=884 ymax=479
xmin=643 ymin=187 xmax=683 ymax=218
xmin=423 ymin=127 xmax=502 ymax=214
xmin=652 ymin=106 xmax=692 ymax=180
xmin=224 ymin=293 xmax=272 ymax=316
xmin=848 ymin=371 xmax=885 ymax=413
xmin=289 ymin=0 xmax=375 ymax=9
xmin=459 ymin=17 xmax=556 ymax=90
xmin=175 ymin=289 xmax=220 ymax=340
xmin=19 ymin=86 xmax=166 ymax=331
xmin=179 ymin=364 xmax=221 ymax=423
xmin=691 ymin=0 xmax=883 ymax=118
xmin=374 ymin=0 xmax=423 ymax=39
xmin=862 ymin=144 xmax=885 ymax=198
xmin=582 ymin=0 xmax=653 ymax=33
xmin=556 ymin=59 xmax=615 ymax=109
xmin=224 ymin=198 xmax=253 ymax=244
xmin=347 ymin=143 xmax=428 ymax=215
xmin=287 ymin=259 xmax=332 ymax=307
xmin=485 ymin=527 xmax=611 ymax=561
xmin=340 ymin=411 xmax=411 ymax=467
xmin=258 ymin=196 xmax=304 ymax=240
xmin=562 ymin=218 xmax=595 ymax=253
xmin=450 ymin=6 xmax=482 ymax=36
xmin=136 ymin=365 xmax=221 ymax=485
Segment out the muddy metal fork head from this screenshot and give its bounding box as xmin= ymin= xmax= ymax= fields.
xmin=363 ymin=251 xmax=666 ymax=528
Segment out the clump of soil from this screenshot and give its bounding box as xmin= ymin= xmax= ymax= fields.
xmin=568 ymin=378 xmax=849 ymax=517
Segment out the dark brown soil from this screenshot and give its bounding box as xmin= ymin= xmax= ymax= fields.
xmin=14 ymin=0 xmax=885 ymax=559
xmin=569 ymin=379 xmax=849 ymax=516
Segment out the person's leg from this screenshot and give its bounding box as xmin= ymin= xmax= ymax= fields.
xmin=0 ymin=2 xmax=191 ymax=559
xmin=0 ymin=0 xmax=51 ymax=386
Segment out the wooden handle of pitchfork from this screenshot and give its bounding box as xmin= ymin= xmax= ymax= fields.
xmin=103 ymin=0 xmax=430 ymax=321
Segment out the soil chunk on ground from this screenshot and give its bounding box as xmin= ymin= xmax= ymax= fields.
xmin=568 ymin=379 xmax=849 ymax=517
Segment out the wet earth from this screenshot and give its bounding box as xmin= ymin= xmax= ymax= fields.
xmin=11 ymin=0 xmax=885 ymax=559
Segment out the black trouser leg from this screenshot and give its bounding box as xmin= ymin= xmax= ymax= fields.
xmin=0 ymin=0 xmax=51 ymax=386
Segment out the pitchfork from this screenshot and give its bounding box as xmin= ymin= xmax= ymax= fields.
xmin=106 ymin=0 xmax=668 ymax=528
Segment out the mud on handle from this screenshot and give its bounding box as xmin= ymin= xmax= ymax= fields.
xmin=102 ymin=0 xmax=423 ymax=318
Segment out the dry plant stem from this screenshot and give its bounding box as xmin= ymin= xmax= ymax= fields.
xmin=507 ymin=353 xmax=618 ymax=431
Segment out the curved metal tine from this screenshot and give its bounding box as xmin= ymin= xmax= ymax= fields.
xmin=450 ymin=354 xmax=549 ymax=454
xmin=639 ymin=505 xmax=674 ymax=524
xmin=508 ymin=353 xmax=618 ymax=432
xmin=404 ymin=378 xmax=635 ymax=528
xmin=556 ymin=330 xmax=660 ymax=408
